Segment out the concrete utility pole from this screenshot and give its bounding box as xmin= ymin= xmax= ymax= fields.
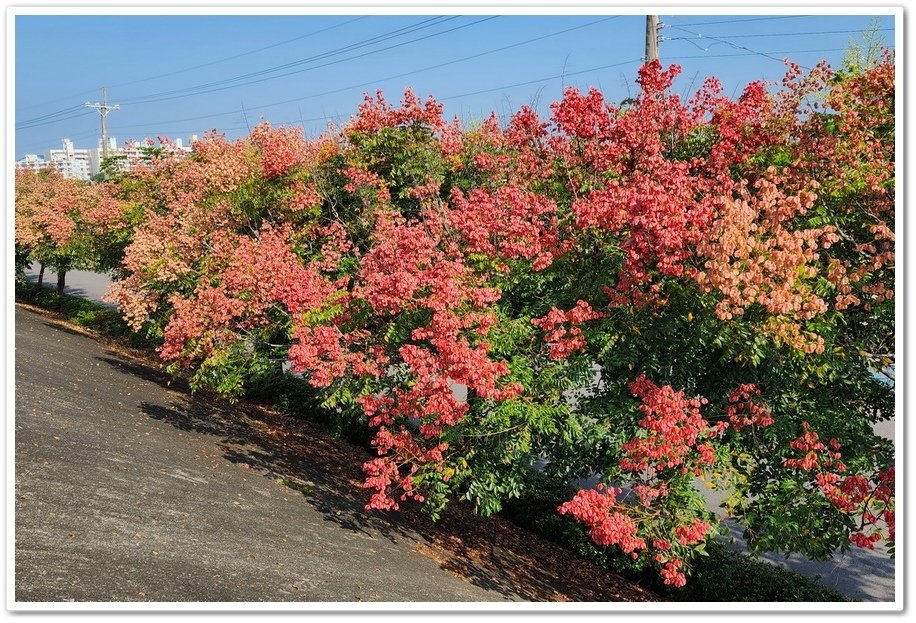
xmin=645 ymin=15 xmax=660 ymax=62
xmin=85 ymin=87 xmax=120 ymax=159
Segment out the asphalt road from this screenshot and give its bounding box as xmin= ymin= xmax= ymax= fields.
xmin=14 ymin=307 xmax=489 ymax=602
xmin=18 ymin=305 xmax=653 ymax=604
xmin=24 ymin=263 xmax=114 ymax=307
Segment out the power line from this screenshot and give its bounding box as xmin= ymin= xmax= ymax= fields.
xmin=213 ymin=17 xmax=618 ymax=117
xmin=16 ymin=37 xmax=879 ymax=156
xmin=17 ymin=41 xmax=880 ymax=142
xmin=16 ymin=109 xmax=96 ymax=130
xmin=56 ymin=58 xmax=645 ymax=143
xmin=673 ymin=16 xmax=811 ymax=27
xmin=663 ymin=46 xmax=856 ymax=61
xmin=101 ymin=17 xmax=619 ymax=135
xmin=24 ymin=88 xmax=108 ymax=115
xmin=212 ymin=43 xmax=897 ymax=122
xmin=54 ymin=112 xmax=342 ymax=146
xmin=21 ymin=16 xmax=887 ymax=154
xmin=666 ymin=25 xmax=791 ymax=65
xmin=16 ymin=105 xmax=86 ymax=128
xmin=665 ymin=23 xmax=893 ymax=68
xmin=18 ymin=16 xmax=370 ymax=113
xmin=441 ymin=58 xmax=643 ymax=101
xmin=121 ymin=17 xmax=499 ymax=107
xmin=108 ymin=16 xmax=369 ymax=89
xmin=675 ymin=28 xmax=894 ymax=40
xmin=117 ymin=16 xmax=461 ymax=105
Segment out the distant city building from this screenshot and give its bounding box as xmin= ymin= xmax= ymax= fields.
xmin=107 ymin=137 xmax=193 ymax=174
xmin=47 ymin=138 xmax=93 ymax=181
xmin=15 ymin=153 xmax=51 ymax=173
xmin=18 ymin=135 xmax=197 ymax=181
xmin=88 ymin=137 xmax=120 ymax=177
xmin=113 ymin=140 xmax=145 ymax=172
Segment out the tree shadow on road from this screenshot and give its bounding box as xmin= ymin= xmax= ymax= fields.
xmin=94 ymin=356 xmax=404 ymax=537
xmin=134 ymin=396 xmax=415 ymax=546
xmin=95 ymin=355 xmax=184 ymax=390
xmin=96 ymin=354 xmax=659 ymax=602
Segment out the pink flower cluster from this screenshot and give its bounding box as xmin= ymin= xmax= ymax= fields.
xmin=531 ymin=300 xmax=604 ymax=360
xmin=558 ymin=481 xmax=712 ymax=587
xmin=449 ymin=185 xmax=559 ymax=271
xmin=160 ymin=225 xmax=341 ymax=366
xmin=660 ymin=559 xmax=687 ymax=587
xmin=346 ymin=88 xmax=462 ymax=158
xmin=674 ymin=518 xmax=711 ymax=546
xmin=558 ymin=375 xmax=725 ymax=588
xmin=557 ymin=485 xmax=646 ymax=554
xmin=619 ymin=375 xmax=715 ymax=473
xmin=344 ymin=207 xmax=520 ymax=508
xmin=783 ymin=423 xmax=894 ymax=549
xmin=783 ymin=421 xmax=840 ymax=472
xmin=14 ymin=169 xmax=92 ymax=248
xmin=550 ymin=61 xmax=768 ymax=307
xmin=249 ymin=122 xmax=309 ymax=179
xmin=725 ymin=383 xmax=774 ymax=431
xmin=694 ymin=175 xmax=836 ymax=354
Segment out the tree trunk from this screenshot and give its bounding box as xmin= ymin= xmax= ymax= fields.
xmin=37 ymin=263 xmax=45 ymax=287
xmin=56 ymin=270 xmax=67 ymax=295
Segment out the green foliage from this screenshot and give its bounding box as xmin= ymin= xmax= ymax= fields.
xmin=14 ymin=247 xmax=31 ymax=284
xmin=185 ymin=341 xmax=256 ymax=400
xmin=243 ymin=360 xmax=373 ymax=447
xmin=275 ymin=477 xmax=315 ymax=496
xmin=839 ymin=17 xmax=887 ymax=77
xmin=347 ymin=124 xmax=449 ymax=217
xmin=93 ymin=154 xmax=130 ymax=182
xmin=14 ymin=281 xmax=156 ymax=348
xmin=500 ymin=471 xmax=850 ymax=602
xmin=670 ymin=539 xmax=849 ymax=602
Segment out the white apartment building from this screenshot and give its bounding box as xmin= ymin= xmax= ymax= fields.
xmin=88 ymin=137 xmax=122 ymax=177
xmin=18 ymin=136 xmax=196 ymax=181
xmin=15 ymin=153 xmax=51 ymax=173
xmin=90 ymin=137 xmax=194 ymax=176
xmin=47 ymin=138 xmax=92 ymax=181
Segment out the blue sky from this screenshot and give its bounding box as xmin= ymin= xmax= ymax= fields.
xmin=13 ymin=9 xmax=896 ymax=158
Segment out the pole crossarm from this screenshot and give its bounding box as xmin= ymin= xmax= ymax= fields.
xmin=84 ymin=87 xmax=120 ymax=158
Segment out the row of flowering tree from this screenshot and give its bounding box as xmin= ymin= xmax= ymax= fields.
xmin=14 ymin=167 xmax=133 ymax=293
xmin=16 ymin=54 xmax=895 ymax=588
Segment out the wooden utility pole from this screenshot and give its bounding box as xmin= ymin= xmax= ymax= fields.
xmin=645 ymin=15 xmax=660 ymax=62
